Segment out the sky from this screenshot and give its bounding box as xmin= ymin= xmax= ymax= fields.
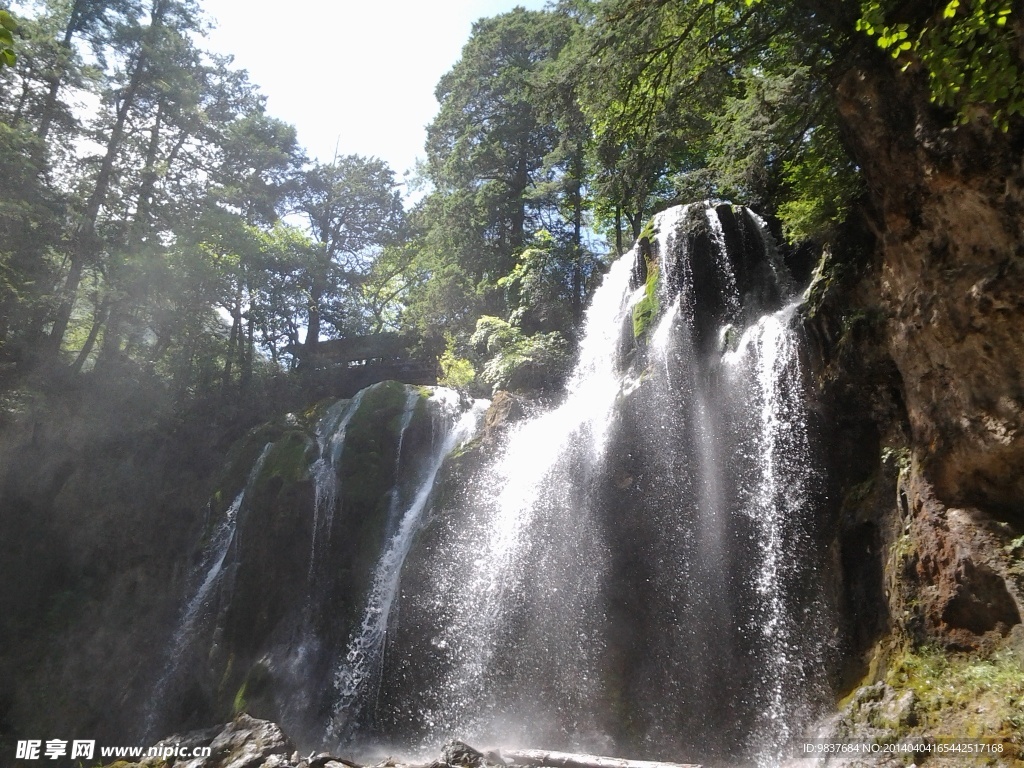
xmin=200 ymin=1 xmax=549 ymax=195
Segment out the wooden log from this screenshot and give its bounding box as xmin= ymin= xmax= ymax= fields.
xmin=492 ymin=749 xmax=701 ymax=768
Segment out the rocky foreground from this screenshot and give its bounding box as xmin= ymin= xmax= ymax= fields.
xmin=108 ymin=715 xmax=702 ymax=768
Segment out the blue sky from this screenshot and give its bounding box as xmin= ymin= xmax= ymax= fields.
xmin=201 ymin=1 xmax=549 ymax=193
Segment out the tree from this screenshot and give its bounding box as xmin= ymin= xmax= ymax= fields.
xmin=575 ymin=0 xmax=862 ymax=242
xmin=411 ymin=8 xmax=584 ymax=337
xmin=0 ymin=123 xmax=64 ymax=365
xmin=44 ymin=0 xmax=204 ymax=355
xmin=200 ymin=109 xmax=305 ymax=386
xmin=295 ymin=155 xmax=403 ymax=351
xmin=36 ymin=0 xmax=143 ymax=142
xmin=857 ymin=0 xmax=1022 ymax=127
xmin=425 ymin=8 xmax=572 ymax=270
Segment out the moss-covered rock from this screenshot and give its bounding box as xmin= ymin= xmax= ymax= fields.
xmin=632 ymin=255 xmax=660 ymax=340
xmin=832 ymin=644 xmax=1024 ymax=758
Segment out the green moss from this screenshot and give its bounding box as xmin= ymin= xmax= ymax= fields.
xmin=885 ymin=645 xmax=1024 ymax=740
xmin=327 ymin=382 xmax=429 ymax=627
xmin=259 ymin=431 xmax=314 ymax=486
xmin=448 ymin=434 xmax=481 ymax=461
xmin=892 ymin=531 xmax=917 ymax=564
xmin=230 ymin=660 xmax=272 ymax=717
xmin=233 ymin=681 xmax=248 ymax=715
xmin=638 ymin=217 xmax=656 ymax=244
xmin=1007 ymin=536 xmax=1024 ymax=557
xmin=303 ymin=397 xmax=351 ymax=427
xmin=632 ymin=256 xmax=660 ymax=340
xmin=211 ymin=423 xmax=285 ymax=517
xmin=339 ymin=381 xmax=416 ymax=512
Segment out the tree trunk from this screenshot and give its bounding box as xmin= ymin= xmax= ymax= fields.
xmin=132 ymin=101 xmax=164 ymax=236
xmin=571 ymin=144 xmax=584 ymax=322
xmin=36 ymin=0 xmax=87 ymax=142
xmin=305 ymin=275 xmax=324 ymax=353
xmin=615 ymin=205 xmax=623 ymax=256
xmin=46 ymin=0 xmax=164 ymax=355
xmin=70 ymin=297 xmax=110 ymax=374
xmin=509 ymin=146 xmax=530 ymax=256
xmin=222 ymin=304 xmax=240 ymax=390
xmin=97 ymin=303 xmax=124 ymax=365
xmin=240 ymin=310 xmax=254 ymax=391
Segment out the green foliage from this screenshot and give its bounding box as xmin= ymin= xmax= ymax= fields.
xmin=471 ymin=315 xmax=569 ymax=391
xmin=0 ymin=10 xmax=16 ymax=69
xmin=881 ymin=445 xmax=912 ymax=473
xmin=499 ymin=230 xmax=599 ymax=334
xmin=857 ymin=0 xmax=1023 ymax=127
xmin=709 ymin=66 xmax=862 ymax=240
xmin=438 ymin=332 xmax=476 ymax=390
xmin=409 ymin=8 xmax=594 ymax=337
xmin=777 ymin=124 xmax=862 ymax=241
xmin=580 ymin=0 xmax=862 ymax=243
xmin=885 ymin=645 xmax=1024 ymax=738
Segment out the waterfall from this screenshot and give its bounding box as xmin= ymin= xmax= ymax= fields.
xmin=371 ymin=255 xmax=639 ymax=751
xmin=144 ymin=443 xmax=272 ymax=738
xmin=148 ymin=203 xmax=831 ymax=765
xmin=309 ymin=389 xmax=367 ymax=586
xmin=329 ymin=390 xmax=490 ymax=740
xmin=369 ymin=203 xmax=832 ymax=765
xmin=723 ymin=303 xmax=826 ymax=766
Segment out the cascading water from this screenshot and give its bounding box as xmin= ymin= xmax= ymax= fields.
xmin=145 ymin=443 xmax=272 ymax=738
xmin=329 ymin=390 xmax=490 ymax=741
xmin=309 ymin=390 xmax=367 ymax=588
xmin=147 ymin=203 xmax=832 ymax=766
xmin=147 ymin=382 xmax=490 ymax=748
xmin=736 ymin=305 xmax=817 ymax=750
xmin=362 ymin=203 xmax=833 ymax=766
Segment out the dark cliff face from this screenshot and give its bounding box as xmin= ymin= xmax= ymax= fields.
xmin=835 ymin=43 xmax=1024 ymax=520
xmin=0 ymin=376 xmax=223 ymax=746
xmin=805 ymin=36 xmax=1024 ymax=732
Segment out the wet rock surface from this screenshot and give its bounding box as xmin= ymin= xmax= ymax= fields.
xmin=893 ymin=470 xmax=1022 ymax=647
xmin=835 ymin=44 xmax=1024 ymax=518
xmin=108 ymin=722 xmax=702 ymax=768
